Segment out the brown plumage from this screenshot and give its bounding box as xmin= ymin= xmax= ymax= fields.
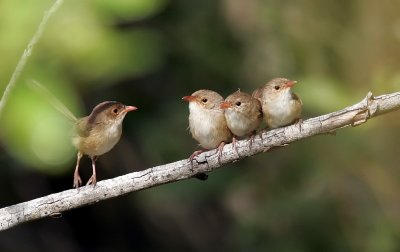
xmin=183 ymin=89 xmax=232 ymax=172
xmin=220 ymin=90 xmax=262 ymax=153
xmin=253 ymin=78 xmax=302 ymax=129
xmin=72 ymin=101 xmax=137 ymax=188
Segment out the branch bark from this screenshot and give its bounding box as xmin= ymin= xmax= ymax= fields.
xmin=0 ymin=91 xmax=399 ymax=231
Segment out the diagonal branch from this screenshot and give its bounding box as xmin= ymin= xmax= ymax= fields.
xmin=0 ymin=91 xmax=399 ymax=231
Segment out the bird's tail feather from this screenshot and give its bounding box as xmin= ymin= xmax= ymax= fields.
xmin=29 ymin=80 xmax=77 ymax=122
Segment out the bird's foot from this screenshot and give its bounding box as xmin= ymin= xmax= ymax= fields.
xmin=189 ymin=150 xmax=208 ymax=181
xmin=232 ymin=137 xmax=240 ymax=157
xmin=86 ymin=174 xmax=97 ymax=187
xmin=248 ymin=133 xmax=257 ymax=150
xmin=189 ymin=150 xmax=205 ymax=166
xmin=73 ymin=174 xmax=82 ymax=188
xmin=216 ymin=142 xmax=226 ymax=164
xmin=295 ymin=118 xmax=303 ymax=132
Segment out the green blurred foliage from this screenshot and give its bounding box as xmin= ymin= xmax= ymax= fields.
xmin=94 ymin=0 xmax=168 ymax=20
xmin=1 ymin=0 xmax=400 ymax=251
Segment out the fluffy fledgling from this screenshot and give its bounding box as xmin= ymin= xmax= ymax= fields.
xmin=221 ymin=90 xmax=262 ymax=152
xmin=183 ymin=89 xmax=232 ymax=165
xmin=253 ymin=78 xmax=302 ymax=129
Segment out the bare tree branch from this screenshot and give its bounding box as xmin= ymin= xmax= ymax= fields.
xmin=0 ymin=0 xmax=64 ymax=118
xmin=0 ymin=91 xmax=399 ymax=231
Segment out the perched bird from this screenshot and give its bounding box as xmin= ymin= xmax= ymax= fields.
xmin=30 ymin=81 xmax=137 ymax=188
xmin=220 ymin=90 xmax=262 ymax=152
xmin=72 ymin=102 xmax=137 ymax=188
xmin=253 ymin=78 xmax=302 ymax=129
xmin=182 ymin=89 xmax=232 ymax=166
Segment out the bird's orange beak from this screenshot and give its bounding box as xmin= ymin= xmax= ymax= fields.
xmin=284 ymin=80 xmax=297 ymax=88
xmin=220 ymin=101 xmax=232 ymax=109
xmin=124 ymin=106 xmax=138 ymax=112
xmin=182 ymin=95 xmax=196 ymax=102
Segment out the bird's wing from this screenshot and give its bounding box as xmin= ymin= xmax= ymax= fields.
xmin=291 ymin=92 xmax=303 ymax=105
xmin=75 ymin=117 xmax=91 ymax=137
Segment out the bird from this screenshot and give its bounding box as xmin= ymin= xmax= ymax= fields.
xmin=72 ymin=102 xmax=137 ymax=188
xmin=182 ymin=89 xmax=232 ymax=169
xmin=30 ymin=80 xmax=137 ymax=188
xmin=220 ymin=90 xmax=262 ymax=153
xmin=253 ymin=78 xmax=302 ymax=129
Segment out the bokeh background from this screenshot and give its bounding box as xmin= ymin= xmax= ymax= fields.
xmin=1 ymin=0 xmax=400 ymax=251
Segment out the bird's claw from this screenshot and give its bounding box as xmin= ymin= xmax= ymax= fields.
xmin=73 ymin=174 xmax=82 ymax=188
xmin=232 ymin=137 xmax=240 ymax=157
xmin=189 ymin=150 xmax=204 ymax=167
xmin=216 ymin=142 xmax=225 ymax=164
xmin=248 ymin=134 xmax=256 ymax=150
xmin=86 ymin=174 xmax=97 ymax=187
xmin=189 ymin=150 xmax=208 ymax=181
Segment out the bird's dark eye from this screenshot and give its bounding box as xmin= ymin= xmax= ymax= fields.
xmin=235 ymin=101 xmax=241 ymax=106
xmin=202 ymin=98 xmax=208 ymax=103
xmin=113 ymin=108 xmax=118 ymax=114
xmin=274 ymin=86 xmax=280 ymax=90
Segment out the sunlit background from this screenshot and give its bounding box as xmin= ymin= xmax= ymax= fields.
xmin=1 ymin=0 xmax=400 ymax=251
